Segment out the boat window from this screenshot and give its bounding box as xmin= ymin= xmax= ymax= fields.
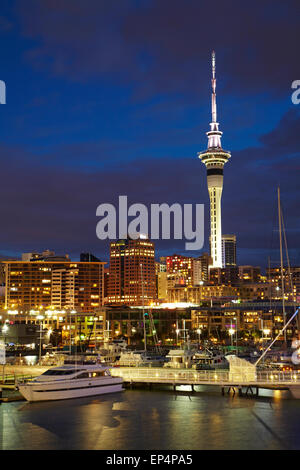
xmin=76 ymin=372 xmax=90 ymax=379
xmin=92 ymin=371 xmax=106 ymax=377
xmin=42 ymin=369 xmax=75 ymax=376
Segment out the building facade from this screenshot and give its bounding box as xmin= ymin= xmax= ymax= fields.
xmin=222 ymin=234 xmax=236 ymax=267
xmin=107 ymin=238 xmax=156 ymax=306
xmin=239 ymin=266 xmax=261 ymax=283
xmin=4 ymin=261 xmax=105 ymax=313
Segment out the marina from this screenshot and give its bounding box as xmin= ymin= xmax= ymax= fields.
xmin=1 ymin=388 xmax=300 ymax=450
xmin=2 ymin=357 xmax=300 ymax=402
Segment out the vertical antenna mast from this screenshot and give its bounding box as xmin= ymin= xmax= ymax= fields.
xmin=278 ymin=187 xmax=287 ymax=346
xmin=211 ymin=50 xmax=217 ymax=124
xmin=140 ymin=263 xmax=147 ymax=352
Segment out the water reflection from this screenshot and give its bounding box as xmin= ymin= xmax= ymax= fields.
xmin=1 ymin=389 xmax=300 ymax=450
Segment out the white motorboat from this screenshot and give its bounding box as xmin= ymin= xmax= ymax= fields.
xmin=193 ymin=349 xmax=228 ymax=370
xmin=117 ymin=350 xmax=167 ymax=367
xmin=18 ymin=363 xmax=123 ymax=402
xmin=164 ymin=348 xmax=195 ymax=369
xmin=97 ymin=340 xmax=128 ymax=364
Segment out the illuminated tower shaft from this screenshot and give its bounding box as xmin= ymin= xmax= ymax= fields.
xmin=198 ymin=51 xmax=231 ymax=268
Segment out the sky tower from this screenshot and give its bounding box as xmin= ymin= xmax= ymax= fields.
xmin=198 ymin=51 xmax=231 ymax=268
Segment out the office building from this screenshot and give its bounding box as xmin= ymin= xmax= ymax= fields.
xmin=107 ymin=238 xmax=156 ymax=306
xmin=222 ymin=234 xmax=237 ymax=267
xmin=4 ymin=260 xmax=105 ymax=313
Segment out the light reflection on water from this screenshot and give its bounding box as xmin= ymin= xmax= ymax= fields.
xmin=1 ymin=387 xmax=300 ymax=450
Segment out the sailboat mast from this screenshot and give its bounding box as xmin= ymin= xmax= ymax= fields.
xmin=278 ymin=187 xmax=287 ymax=346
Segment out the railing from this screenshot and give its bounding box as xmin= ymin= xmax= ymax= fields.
xmin=111 ymin=368 xmax=229 ymax=384
xmin=0 ymin=374 xmax=37 ymax=385
xmin=110 ymin=367 xmax=300 ymax=385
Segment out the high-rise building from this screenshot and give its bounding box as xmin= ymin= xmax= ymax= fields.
xmin=166 ymin=254 xmax=193 ymax=286
xmin=4 ymin=261 xmax=105 ymax=313
xmin=107 ymin=238 xmax=156 ymax=306
xmin=239 ymin=265 xmax=261 ymax=283
xmin=156 ymin=271 xmax=168 ymax=301
xmin=209 ymin=266 xmax=239 ymax=286
xmin=198 ymin=52 xmax=231 ymax=268
xmin=222 ymin=234 xmax=237 ymax=267
xmin=165 ymin=253 xmax=211 ymax=287
xmin=267 ymin=266 xmax=300 ymax=301
xmin=193 ymin=253 xmax=211 ymax=284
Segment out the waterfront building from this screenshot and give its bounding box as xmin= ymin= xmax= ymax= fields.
xmin=4 ymin=260 xmax=105 ymax=313
xmin=165 ymin=254 xmax=210 ymax=287
xmin=209 ymin=266 xmax=239 ymax=286
xmin=239 ymin=265 xmax=261 ymax=283
xmin=105 ymin=300 xmax=297 ymax=345
xmin=156 ymin=271 xmax=168 ymax=302
xmin=155 ymin=261 xmax=167 ymax=274
xmin=238 ymin=282 xmax=270 ymax=301
xmin=267 ymin=266 xmax=300 ymax=301
xmin=222 ymin=234 xmax=237 ymax=267
xmin=193 ymin=253 xmax=211 ymax=284
xmin=198 ymin=51 xmax=231 ymax=268
xmin=167 ymin=284 xmax=239 ymax=304
xmin=107 ymin=238 xmax=156 ymax=306
xmin=166 ymin=254 xmax=194 ymax=286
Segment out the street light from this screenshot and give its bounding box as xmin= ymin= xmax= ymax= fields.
xmin=196 ymin=328 xmax=202 ymax=347
xmin=234 ymin=317 xmax=238 ymax=354
xmin=36 ymin=315 xmax=44 ymax=363
xmin=229 ymin=319 xmax=235 ymax=347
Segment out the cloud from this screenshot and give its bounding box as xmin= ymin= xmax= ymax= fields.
xmin=16 ymin=0 xmax=300 ymax=101
xmin=0 ymin=106 xmax=299 ymax=266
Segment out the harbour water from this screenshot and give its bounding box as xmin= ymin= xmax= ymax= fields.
xmin=1 ymin=386 xmax=300 ymax=450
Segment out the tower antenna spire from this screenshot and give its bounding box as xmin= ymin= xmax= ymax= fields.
xmin=211 ymin=50 xmax=217 ymax=124
xmin=197 ymin=51 xmax=231 ymax=269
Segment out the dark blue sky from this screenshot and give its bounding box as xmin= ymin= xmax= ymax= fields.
xmin=0 ymin=0 xmax=299 ymax=268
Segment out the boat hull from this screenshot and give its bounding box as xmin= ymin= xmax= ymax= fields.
xmin=18 ymin=378 xmax=123 ymax=402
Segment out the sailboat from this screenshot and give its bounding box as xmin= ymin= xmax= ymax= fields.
xmin=277 ymin=187 xmax=298 ymax=347
xmin=257 ymin=188 xmax=298 ymax=369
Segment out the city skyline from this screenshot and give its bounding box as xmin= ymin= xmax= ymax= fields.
xmin=0 ymin=1 xmax=299 ymax=267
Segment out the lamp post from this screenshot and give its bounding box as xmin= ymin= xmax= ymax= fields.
xmin=36 ymin=315 xmax=44 ymax=363
xmin=229 ymin=319 xmax=235 ymax=348
xmin=196 ymin=328 xmax=202 ymax=348
xmin=176 ymin=329 xmax=180 ymax=346
xmin=234 ymin=317 xmax=238 ymax=354
xmin=262 ymin=328 xmax=271 ymax=361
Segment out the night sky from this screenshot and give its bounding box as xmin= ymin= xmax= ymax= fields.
xmin=0 ymin=0 xmax=299 ymax=269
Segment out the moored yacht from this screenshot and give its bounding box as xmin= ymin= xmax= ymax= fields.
xmin=193 ymin=349 xmax=228 ymax=370
xmin=18 ymin=363 xmax=123 ymax=402
xmin=117 ymin=350 xmax=167 ymax=367
xmin=164 ymin=348 xmax=195 ymax=369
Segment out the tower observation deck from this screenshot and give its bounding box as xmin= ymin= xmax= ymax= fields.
xmin=198 ymin=51 xmax=231 ymax=268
